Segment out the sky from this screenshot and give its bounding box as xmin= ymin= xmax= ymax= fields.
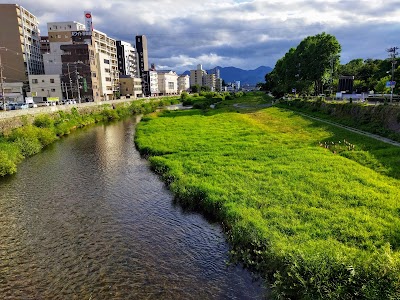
xmin=2 ymin=0 xmax=400 ymax=74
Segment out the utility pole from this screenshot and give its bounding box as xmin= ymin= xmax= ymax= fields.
xmin=75 ymin=65 xmax=81 ymax=103
xmin=387 ymin=47 xmax=398 ymax=103
xmin=67 ymin=63 xmax=73 ymax=100
xmin=0 ymin=47 xmax=6 ymax=111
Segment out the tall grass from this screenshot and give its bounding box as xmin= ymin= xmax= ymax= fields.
xmin=0 ymin=98 xmax=179 ymax=176
xmin=135 ymin=99 xmax=400 ymax=299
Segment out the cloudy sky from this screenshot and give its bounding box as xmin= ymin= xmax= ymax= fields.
xmin=2 ymin=0 xmax=400 ymax=73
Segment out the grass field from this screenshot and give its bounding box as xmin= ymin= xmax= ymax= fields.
xmin=135 ymin=93 xmax=400 ymax=299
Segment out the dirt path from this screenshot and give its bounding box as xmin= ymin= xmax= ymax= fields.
xmin=295 ymin=112 xmax=400 ymax=147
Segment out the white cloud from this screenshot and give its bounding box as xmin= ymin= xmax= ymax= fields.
xmin=1 ymin=0 xmax=399 ymax=72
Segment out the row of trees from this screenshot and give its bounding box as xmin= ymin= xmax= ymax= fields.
xmin=264 ymin=32 xmax=399 ymax=97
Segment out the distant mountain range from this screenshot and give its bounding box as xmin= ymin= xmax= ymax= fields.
xmin=181 ymin=66 xmax=272 ymax=85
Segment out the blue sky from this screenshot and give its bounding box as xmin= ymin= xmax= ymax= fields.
xmin=1 ymin=0 xmax=399 ymax=74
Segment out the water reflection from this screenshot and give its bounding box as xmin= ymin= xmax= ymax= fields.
xmin=0 ymin=118 xmax=266 ymax=299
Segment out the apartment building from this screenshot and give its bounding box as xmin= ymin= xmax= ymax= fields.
xmin=60 ymin=43 xmax=100 ymax=102
xmin=204 ymin=73 xmax=216 ymax=91
xmin=116 ymin=41 xmax=138 ymax=78
xmin=157 ymin=70 xmax=178 ymax=95
xmin=119 ymin=75 xmax=143 ymax=98
xmin=44 ymin=21 xmax=86 ymax=75
xmin=178 ymin=75 xmax=190 ymax=93
xmin=190 ymin=64 xmax=207 ymax=87
xmin=92 ymin=29 xmax=119 ymax=100
xmin=149 ymin=71 xmax=159 ymax=96
xmin=40 ymin=36 xmax=50 ymax=54
xmin=44 ymin=20 xmax=118 ymax=101
xmin=28 ymin=74 xmax=63 ymax=100
xmin=0 ymin=4 xmax=44 ymax=83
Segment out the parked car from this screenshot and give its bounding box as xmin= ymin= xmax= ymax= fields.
xmin=14 ymin=103 xmax=29 ymax=110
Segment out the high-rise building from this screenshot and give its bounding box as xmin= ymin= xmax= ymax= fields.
xmin=116 ymin=41 xmax=138 ymax=78
xmin=44 ymin=18 xmax=119 ymax=101
xmin=92 ymin=29 xmax=119 ymax=100
xmin=136 ymin=35 xmax=150 ymax=96
xmin=0 ymin=4 xmax=44 ymax=83
xmin=205 ymin=73 xmax=216 ymax=91
xmin=40 ymin=36 xmax=50 ymax=55
xmin=190 ymin=64 xmax=207 ymax=87
xmin=44 ymin=21 xmax=86 ymax=75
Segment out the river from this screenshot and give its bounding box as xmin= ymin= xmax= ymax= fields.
xmin=0 ymin=117 xmax=266 ymax=299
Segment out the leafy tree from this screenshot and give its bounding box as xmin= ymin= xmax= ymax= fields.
xmin=190 ymin=84 xmax=201 ymax=93
xmin=375 ymin=76 xmax=391 ymax=94
xmin=264 ymin=32 xmax=341 ymax=96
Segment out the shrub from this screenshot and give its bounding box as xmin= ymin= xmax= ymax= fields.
xmin=181 ymin=91 xmax=189 ymax=101
xmin=33 ymin=114 xmax=54 ymax=128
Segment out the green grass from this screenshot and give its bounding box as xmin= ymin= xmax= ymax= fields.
xmin=135 ymin=94 xmax=400 ymax=299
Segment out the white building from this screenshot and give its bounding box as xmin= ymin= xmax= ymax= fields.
xmin=28 ymin=75 xmax=63 ymax=100
xmin=149 ymin=71 xmax=159 ymax=96
xmin=178 ymin=75 xmax=190 ymax=93
xmin=157 ymin=70 xmax=178 ymax=95
xmin=92 ymin=29 xmax=119 ymax=100
xmin=116 ymin=40 xmax=138 ymax=78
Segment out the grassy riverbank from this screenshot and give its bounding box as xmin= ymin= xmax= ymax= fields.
xmin=135 ymin=93 xmax=400 ymax=299
xmin=0 ymin=98 xmax=179 ymax=176
xmin=277 ymin=98 xmax=400 ymax=142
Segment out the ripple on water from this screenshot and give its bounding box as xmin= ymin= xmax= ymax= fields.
xmin=0 ymin=118 xmax=267 ymax=299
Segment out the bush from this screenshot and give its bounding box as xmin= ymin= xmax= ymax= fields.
xmin=181 ymin=91 xmax=189 ymax=101
xmin=33 ymin=114 xmax=54 ymax=128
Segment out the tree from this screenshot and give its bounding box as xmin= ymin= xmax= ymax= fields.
xmin=190 ymin=84 xmax=201 ymax=93
xmin=375 ymin=76 xmax=391 ymax=94
xmin=263 ymin=32 xmax=341 ymax=97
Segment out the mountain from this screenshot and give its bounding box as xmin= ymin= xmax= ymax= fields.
xmin=181 ymin=66 xmax=272 ymax=85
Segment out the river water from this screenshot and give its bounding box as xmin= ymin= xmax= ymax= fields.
xmin=0 ymin=117 xmax=266 ymax=299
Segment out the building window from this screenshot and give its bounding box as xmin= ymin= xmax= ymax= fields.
xmin=32 ymin=79 xmax=38 ymax=83
xmin=105 ymin=77 xmax=111 ymax=82
xmin=50 ymin=78 xmax=55 ymax=83
xmin=41 ymin=89 xmax=44 ymax=91
xmin=105 ymin=68 xmax=110 ymax=73
xmin=51 ymin=88 xmax=56 ymax=92
xmin=168 ymin=82 xmax=174 ymax=89
xmin=104 ymin=59 xmax=110 ymax=64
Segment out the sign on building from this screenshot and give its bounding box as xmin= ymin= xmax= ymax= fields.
xmin=84 ymin=11 xmax=93 ymax=31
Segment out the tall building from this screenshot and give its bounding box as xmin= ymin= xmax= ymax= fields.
xmin=40 ymin=36 xmax=50 ymax=54
xmin=135 ymin=35 xmax=150 ymax=96
xmin=44 ymin=19 xmax=119 ymax=101
xmin=205 ymin=73 xmax=216 ymax=91
xmin=190 ymin=64 xmax=207 ymax=87
xmin=209 ymin=67 xmax=220 ymax=79
xmin=44 ymin=21 xmax=86 ymax=75
xmin=0 ymin=4 xmax=44 ymax=83
xmin=116 ymin=41 xmax=138 ymax=78
xmin=92 ymin=29 xmax=119 ymax=100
